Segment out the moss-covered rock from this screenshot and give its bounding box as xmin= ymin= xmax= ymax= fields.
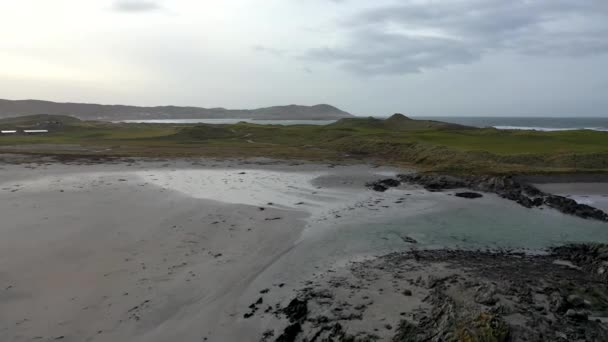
xmin=455 ymin=313 xmax=510 ymax=342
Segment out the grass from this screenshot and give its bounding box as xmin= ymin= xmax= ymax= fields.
xmin=1 ymin=114 xmax=608 ymax=174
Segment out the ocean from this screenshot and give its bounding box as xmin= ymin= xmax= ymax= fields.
xmin=415 ymin=116 xmax=608 ymax=131
xmin=122 ymin=117 xmax=608 ymax=131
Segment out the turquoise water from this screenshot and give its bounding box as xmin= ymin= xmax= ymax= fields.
xmin=316 ymin=199 xmax=608 ymax=257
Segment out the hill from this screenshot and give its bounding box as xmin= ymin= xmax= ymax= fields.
xmin=1 ymin=114 xmax=607 ymax=174
xmin=0 ymin=114 xmax=80 ymax=130
xmin=330 ymin=113 xmax=473 ymax=131
xmin=0 ymin=99 xmax=353 ymax=121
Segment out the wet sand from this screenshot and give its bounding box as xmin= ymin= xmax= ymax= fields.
xmin=0 ymin=158 xmax=402 ymax=341
xmin=1 ymin=157 xmax=607 ymax=341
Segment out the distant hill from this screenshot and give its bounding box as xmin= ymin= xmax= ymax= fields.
xmin=0 ymin=99 xmax=354 ymax=121
xmin=330 ymin=113 xmax=474 ymax=130
xmin=0 ymin=114 xmax=80 ymax=130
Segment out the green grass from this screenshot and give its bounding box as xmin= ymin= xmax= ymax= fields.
xmin=1 ymin=114 xmax=608 ymax=174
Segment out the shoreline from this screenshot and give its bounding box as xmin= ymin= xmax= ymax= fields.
xmin=1 ymin=157 xmax=607 ymax=341
xmin=370 ymin=173 xmax=608 ymax=221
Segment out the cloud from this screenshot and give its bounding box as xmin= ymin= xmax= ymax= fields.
xmin=112 ymin=0 xmax=162 ymax=13
xmin=252 ymin=45 xmax=286 ymax=57
xmin=303 ymin=0 xmax=608 ymax=75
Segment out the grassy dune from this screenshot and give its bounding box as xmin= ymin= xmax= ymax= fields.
xmin=1 ymin=114 xmax=608 ymax=174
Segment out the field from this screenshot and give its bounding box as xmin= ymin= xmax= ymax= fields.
xmin=1 ymin=114 xmax=608 ymax=174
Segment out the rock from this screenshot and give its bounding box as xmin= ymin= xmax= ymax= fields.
xmin=402 ymin=289 xmax=413 ymax=296
xmin=379 ymin=178 xmax=401 ymax=187
xmin=393 ymin=320 xmax=423 ymax=342
xmin=456 ymin=313 xmax=510 ymax=342
xmin=393 ymin=174 xmax=608 ymax=221
xmin=397 ymin=174 xmax=466 ymax=191
xmin=400 ymin=235 xmax=418 ymax=244
xmin=282 ymin=298 xmax=308 ymax=323
xmin=532 ymin=197 xmax=544 ymax=207
xmin=274 ymin=323 xmax=302 ymax=342
xmin=370 ymin=184 xmax=388 ymax=192
xmin=565 ymin=309 xmax=589 ymax=321
xmin=475 ymin=284 xmax=498 ymax=306
xmin=566 ymin=294 xmax=585 ymax=308
xmin=516 ymin=196 xmax=534 ymax=208
xmin=455 ymin=192 xmax=483 ymax=199
xmin=261 ymin=330 xmax=274 ymax=342
xmin=367 ymin=178 xmax=401 ymax=192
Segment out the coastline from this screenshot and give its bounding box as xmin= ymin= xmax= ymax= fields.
xmin=1 ymin=157 xmax=607 ymax=341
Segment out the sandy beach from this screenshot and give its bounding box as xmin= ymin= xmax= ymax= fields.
xmin=1 ymin=156 xmax=607 ymax=341
xmin=0 ymin=157 xmax=400 ymax=341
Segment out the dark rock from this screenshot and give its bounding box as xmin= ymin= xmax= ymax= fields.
xmin=566 ymin=294 xmax=585 ymax=308
xmin=379 ymin=178 xmax=401 ymax=187
xmin=274 ymin=323 xmax=302 ymax=342
xmin=282 ymin=298 xmax=308 ymax=323
xmin=475 ymin=284 xmax=498 ymax=306
xmin=394 ymin=174 xmax=608 ymax=221
xmin=400 ymin=235 xmax=418 ymax=244
xmin=367 ymin=178 xmax=401 ymax=192
xmin=549 ymin=292 xmax=568 ymax=313
xmin=393 ymin=320 xmax=422 ymax=342
xmin=397 ymin=174 xmax=466 ymax=191
xmin=565 ymin=309 xmax=589 ymax=321
xmin=261 ymin=330 xmax=274 ymax=342
xmin=455 ymin=192 xmax=483 ymax=199
xmin=371 ymin=184 xmax=388 ymax=192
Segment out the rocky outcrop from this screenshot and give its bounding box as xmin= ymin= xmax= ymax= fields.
xmin=552 ymin=244 xmax=608 ymax=283
xmin=269 ymin=245 xmax=608 ymax=342
xmin=366 ymin=173 xmax=608 ymax=222
xmin=366 ymin=178 xmax=401 ymax=192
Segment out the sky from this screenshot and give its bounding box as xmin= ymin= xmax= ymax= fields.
xmin=1 ymin=0 xmax=608 ymax=117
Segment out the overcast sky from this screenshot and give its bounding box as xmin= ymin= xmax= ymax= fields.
xmin=1 ymin=0 xmax=608 ymax=117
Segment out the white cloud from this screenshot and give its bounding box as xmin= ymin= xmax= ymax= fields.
xmin=304 ymin=0 xmax=608 ymax=74
xmin=0 ymin=0 xmax=607 ymax=116
xmin=112 ymin=0 xmax=163 ymax=13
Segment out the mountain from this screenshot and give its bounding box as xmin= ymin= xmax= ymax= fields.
xmin=0 ymin=99 xmax=354 ymax=121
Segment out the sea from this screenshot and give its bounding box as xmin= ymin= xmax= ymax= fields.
xmin=417 ymin=116 xmax=608 ymax=132
xmin=122 ymin=117 xmax=608 ymax=131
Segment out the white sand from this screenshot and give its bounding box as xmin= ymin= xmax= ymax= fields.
xmin=0 ymin=159 xmax=405 ymax=342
